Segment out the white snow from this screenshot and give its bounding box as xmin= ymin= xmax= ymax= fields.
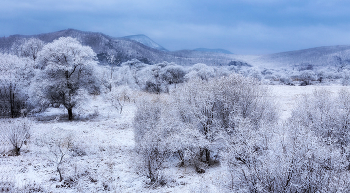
xmin=2 ymin=85 xmax=349 ymax=192
xmin=269 ymin=85 xmax=347 ymax=120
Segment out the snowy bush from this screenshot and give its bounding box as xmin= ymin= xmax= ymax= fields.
xmin=133 ymin=97 xmax=169 ymax=185
xmin=233 ymin=89 xmax=350 ymax=192
xmin=105 ymin=85 xmax=133 ymax=114
xmin=173 ymin=74 xmax=278 ymax=167
xmin=290 ymin=89 xmax=350 ymax=152
xmin=172 ymin=78 xmax=217 ymax=165
xmin=0 ymin=118 xmax=31 ymax=156
xmin=248 ymin=69 xmax=263 ymax=81
xmin=299 ymin=70 xmax=317 ymax=85
xmin=279 ymin=75 xmax=293 ymax=85
xmin=224 ymin=88 xmax=350 ymax=192
xmin=184 ymin=63 xmax=215 ymax=81
xmin=229 ymin=121 xmax=348 ymax=192
xmin=15 ymin=182 xmax=46 ymax=193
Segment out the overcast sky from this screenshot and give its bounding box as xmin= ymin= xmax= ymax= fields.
xmin=1 ymin=0 xmax=350 ymax=54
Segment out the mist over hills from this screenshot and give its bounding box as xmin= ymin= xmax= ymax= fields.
xmin=251 ymin=45 xmax=350 ymax=69
xmin=1 ymin=28 xmax=350 ymax=70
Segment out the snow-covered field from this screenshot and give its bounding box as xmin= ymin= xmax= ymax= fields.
xmin=1 ymin=85 xmax=349 ymax=192
xmin=269 ymin=85 xmax=347 ymax=120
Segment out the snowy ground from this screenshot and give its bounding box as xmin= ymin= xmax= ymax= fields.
xmin=268 ymin=85 xmax=347 ymax=120
xmin=1 ymin=85 xmax=349 ymax=192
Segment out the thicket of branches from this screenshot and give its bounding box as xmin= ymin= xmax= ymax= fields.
xmin=133 ymin=74 xmax=350 ymax=191
xmin=133 ymin=74 xmax=279 ymax=186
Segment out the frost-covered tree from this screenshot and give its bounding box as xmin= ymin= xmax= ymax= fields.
xmin=247 ymin=68 xmax=262 ymax=81
xmin=31 ymin=37 xmax=99 ymax=120
xmin=105 ymin=85 xmax=133 ymax=114
xmin=143 ymin=65 xmax=163 ymax=94
xmin=172 ymin=74 xmax=277 ymax=166
xmin=99 ymin=65 xmax=117 ymax=92
xmin=299 ymin=70 xmax=317 ymax=85
xmin=133 ymin=97 xmax=167 ymax=184
xmin=160 ymin=65 xmax=186 ymax=88
xmin=0 ymin=53 xmax=31 ymax=117
xmin=185 ymin=63 xmax=215 ymax=81
xmin=11 ymin=38 xmax=44 ymax=66
xmin=134 ymin=95 xmax=208 ymax=182
xmin=114 ymin=59 xmax=147 ymax=89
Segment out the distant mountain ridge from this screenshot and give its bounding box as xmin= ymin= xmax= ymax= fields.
xmin=246 ymin=45 xmax=350 ymax=69
xmin=0 ymin=29 xmax=238 ymax=66
xmin=2 ymin=29 xmax=350 ymax=69
xmin=123 ymin=34 xmax=168 ymax=52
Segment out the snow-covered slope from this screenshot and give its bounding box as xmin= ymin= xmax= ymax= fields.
xmin=123 ymin=34 xmax=168 ymax=52
xmin=249 ymin=45 xmax=350 ymax=69
xmin=0 ymin=29 xmax=240 ymax=66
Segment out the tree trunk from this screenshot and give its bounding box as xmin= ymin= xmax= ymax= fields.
xmin=68 ymin=108 xmax=73 ymax=120
xmin=178 ymin=150 xmax=184 ymax=167
xmin=148 ymin=159 xmax=155 ymax=182
xmin=57 ymin=166 xmax=63 ymax=182
xmin=205 ymin=149 xmax=211 ymax=165
xmin=10 ymin=85 xmax=15 ymax=118
xmin=14 ymin=147 xmax=20 ymax=156
xmin=200 ymin=148 xmax=211 ymax=164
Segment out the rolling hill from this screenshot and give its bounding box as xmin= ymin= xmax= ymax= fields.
xmin=1 ymin=29 xmax=350 ymax=70
xmin=0 ymin=29 xmax=237 ymax=66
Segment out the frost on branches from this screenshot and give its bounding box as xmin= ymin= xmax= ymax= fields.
xmin=133 ymin=74 xmax=279 ymax=186
xmin=30 ymin=37 xmax=100 ymax=120
xmin=11 ymin=38 xmax=44 ymax=67
xmin=0 ymin=53 xmax=32 ymax=118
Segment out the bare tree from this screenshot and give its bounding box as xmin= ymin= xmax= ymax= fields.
xmin=105 ymin=86 xmax=132 ymax=114
xmin=46 ymin=132 xmax=74 ymax=182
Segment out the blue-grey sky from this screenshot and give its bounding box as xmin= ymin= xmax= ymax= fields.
xmin=1 ymin=0 xmax=350 ymax=54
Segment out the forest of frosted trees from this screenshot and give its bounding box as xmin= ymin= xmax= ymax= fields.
xmin=2 ymin=37 xmax=350 ymax=192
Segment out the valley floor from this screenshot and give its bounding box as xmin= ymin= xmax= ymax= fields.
xmin=268 ymin=85 xmax=347 ymax=120
xmin=1 ymin=85 xmax=349 ymax=192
